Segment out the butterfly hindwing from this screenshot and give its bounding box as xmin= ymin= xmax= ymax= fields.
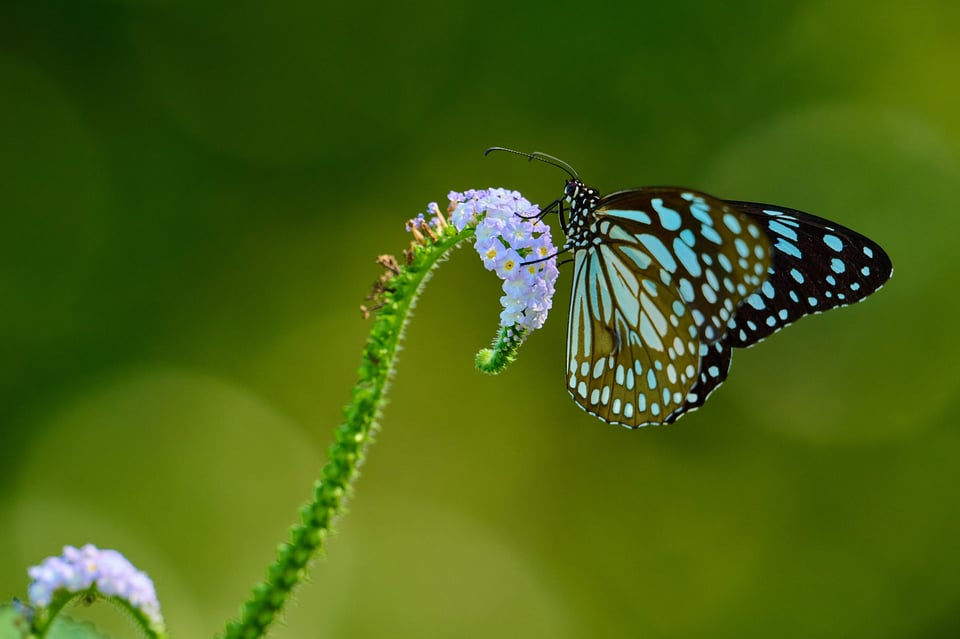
xmin=722 ymin=200 xmax=893 ymax=348
xmin=566 ymin=243 xmax=702 ymax=426
xmin=664 ymin=340 xmax=733 ymax=424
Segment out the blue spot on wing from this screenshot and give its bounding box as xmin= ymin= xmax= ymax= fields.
xmin=722 ymin=213 xmax=741 ymax=234
xmin=768 ymin=220 xmax=797 ymax=241
xmin=638 ymin=234 xmax=678 ymax=272
xmin=774 ymin=238 xmax=802 ymax=259
xmin=606 ymin=209 xmax=652 ymax=225
xmin=701 ymin=225 xmax=723 ymax=245
xmin=673 ymin=237 xmax=702 ymax=277
xmin=651 ymin=198 xmax=682 ymax=230
xmin=823 ymin=234 xmax=844 ymax=251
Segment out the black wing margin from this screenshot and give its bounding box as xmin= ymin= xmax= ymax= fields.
xmin=722 ymin=200 xmax=893 ymax=348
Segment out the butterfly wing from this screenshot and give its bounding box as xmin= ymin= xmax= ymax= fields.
xmin=722 ymin=200 xmax=893 ymax=348
xmin=663 ymin=341 xmax=732 ymax=424
xmin=566 ymin=244 xmax=703 ymax=425
xmin=566 ymin=189 xmax=772 ymax=427
xmin=599 ymin=189 xmax=772 ymax=343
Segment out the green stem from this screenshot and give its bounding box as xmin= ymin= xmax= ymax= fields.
xmin=30 ymin=590 xmax=167 ymax=639
xmin=222 ymin=224 xmax=474 ymax=639
xmin=475 ymin=325 xmax=528 ymax=374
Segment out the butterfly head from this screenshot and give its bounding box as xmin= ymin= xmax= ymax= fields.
xmin=564 ymin=178 xmax=600 ymax=216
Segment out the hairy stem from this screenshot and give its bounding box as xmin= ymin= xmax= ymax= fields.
xmin=222 ymin=225 xmax=472 ymax=639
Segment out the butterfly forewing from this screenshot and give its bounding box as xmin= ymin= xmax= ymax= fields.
xmin=722 ymin=200 xmax=894 ymax=348
xmin=598 ymin=189 xmax=772 ymax=344
xmin=566 ymin=188 xmax=773 ymax=427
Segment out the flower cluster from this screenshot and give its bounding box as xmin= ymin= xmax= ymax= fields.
xmin=28 ymin=544 xmax=163 ymax=625
xmin=411 ymin=188 xmax=558 ymax=331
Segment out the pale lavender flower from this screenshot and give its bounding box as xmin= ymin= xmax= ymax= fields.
xmin=405 ymin=188 xmax=557 ymax=331
xmin=449 ymin=202 xmax=474 ymax=231
xmin=437 ymin=188 xmax=558 ymax=331
xmin=27 ymin=544 xmax=163 ymax=626
xmin=493 ymin=247 xmax=523 ymax=280
xmin=476 ymin=236 xmax=503 ymax=270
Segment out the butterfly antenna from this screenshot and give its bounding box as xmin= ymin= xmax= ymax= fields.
xmin=520 ymin=212 xmax=555 ymax=227
xmin=520 ymin=245 xmax=572 ymax=266
xmin=484 ymin=146 xmax=579 ymax=180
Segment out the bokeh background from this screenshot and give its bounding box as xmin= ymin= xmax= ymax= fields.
xmin=2 ymin=1 xmax=958 ymax=637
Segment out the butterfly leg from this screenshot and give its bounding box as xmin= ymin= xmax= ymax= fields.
xmin=557 ymin=198 xmax=568 ymax=234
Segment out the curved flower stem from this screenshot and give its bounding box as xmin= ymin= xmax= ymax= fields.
xmin=475 ymin=325 xmax=528 ymax=374
xmin=30 ymin=591 xmax=167 ymax=639
xmin=222 ymin=225 xmax=474 ymax=639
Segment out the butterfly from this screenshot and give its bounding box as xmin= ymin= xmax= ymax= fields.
xmin=485 ymin=147 xmax=893 ymax=428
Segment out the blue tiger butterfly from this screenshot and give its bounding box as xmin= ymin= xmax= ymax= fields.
xmin=486 ymin=147 xmax=893 ymax=428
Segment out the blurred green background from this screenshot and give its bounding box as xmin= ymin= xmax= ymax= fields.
xmin=2 ymin=0 xmax=958 ymax=637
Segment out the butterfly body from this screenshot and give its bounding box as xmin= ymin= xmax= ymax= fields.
xmin=557 ymin=179 xmax=892 ymax=428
